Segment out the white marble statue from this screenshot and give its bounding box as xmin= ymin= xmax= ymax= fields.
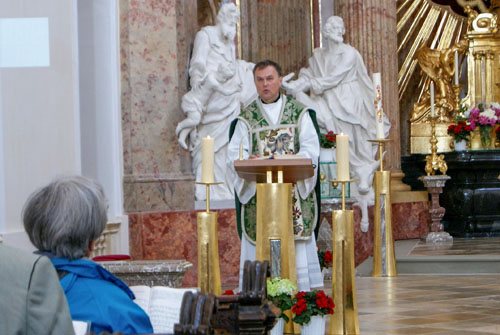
xmin=176 ymin=3 xmax=256 ymax=201
xmin=282 ymin=16 xmax=391 ymax=232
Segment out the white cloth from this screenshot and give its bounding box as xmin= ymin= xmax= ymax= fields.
xmin=227 ymin=95 xmax=323 ymax=291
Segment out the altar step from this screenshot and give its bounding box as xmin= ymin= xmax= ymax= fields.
xmin=356 ymin=237 xmax=500 ymax=276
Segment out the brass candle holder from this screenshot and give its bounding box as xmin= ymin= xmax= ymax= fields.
xmin=425 ymin=115 xmax=448 ymax=176
xmin=195 ymin=181 xmax=222 ymax=295
xmin=328 ymin=178 xmax=359 ymax=335
xmin=368 ymin=139 xmax=397 ymax=277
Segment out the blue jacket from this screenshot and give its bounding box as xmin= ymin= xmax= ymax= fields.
xmin=51 ymin=258 xmax=153 ymax=334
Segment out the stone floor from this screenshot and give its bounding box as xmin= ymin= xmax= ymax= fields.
xmin=320 ymin=237 xmax=500 ymax=334
xmin=323 ymin=274 xmax=500 ymax=334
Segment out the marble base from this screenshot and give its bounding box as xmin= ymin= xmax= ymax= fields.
xmin=97 ymin=260 xmax=192 ymax=287
xmin=129 ymin=201 xmax=430 ymax=287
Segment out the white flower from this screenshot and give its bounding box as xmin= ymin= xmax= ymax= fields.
xmin=267 ymin=278 xmax=296 ymax=297
xmin=464 ymin=107 xmax=472 ymax=118
xmin=490 ymin=102 xmax=500 ymax=109
xmin=481 ymin=108 xmax=497 ymax=120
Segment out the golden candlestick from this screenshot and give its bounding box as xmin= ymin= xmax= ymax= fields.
xmin=425 ymin=115 xmax=448 ymax=176
xmin=195 ymin=182 xmax=222 ymax=295
xmin=328 ymin=179 xmax=359 ymax=335
xmin=368 ymin=139 xmax=397 ymax=278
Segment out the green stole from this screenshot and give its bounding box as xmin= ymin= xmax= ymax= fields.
xmin=229 ymin=95 xmax=321 ymax=244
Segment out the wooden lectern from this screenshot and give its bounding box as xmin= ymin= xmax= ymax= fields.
xmin=234 ymin=158 xmax=314 ymax=334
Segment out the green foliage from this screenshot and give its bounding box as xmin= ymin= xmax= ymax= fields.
xmin=319 ymin=131 xmax=336 ymax=148
xmin=267 ymin=278 xmax=297 ymax=322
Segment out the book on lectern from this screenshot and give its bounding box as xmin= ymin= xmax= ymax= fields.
xmin=131 ymin=285 xmax=198 ymax=334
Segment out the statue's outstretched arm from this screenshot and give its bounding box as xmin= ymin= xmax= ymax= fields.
xmin=282 ymin=72 xmax=310 ymax=97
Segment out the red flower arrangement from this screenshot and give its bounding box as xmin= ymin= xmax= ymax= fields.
xmin=447 ymin=120 xmax=472 ymax=143
xmin=317 ymin=248 xmax=333 ymax=271
xmin=291 ymin=290 xmax=334 ymax=326
xmin=319 ymin=131 xmax=336 ymax=148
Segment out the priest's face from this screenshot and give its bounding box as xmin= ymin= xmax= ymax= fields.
xmin=254 ymin=65 xmax=283 ymax=104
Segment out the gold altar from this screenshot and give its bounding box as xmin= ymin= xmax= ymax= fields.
xmin=410 ymin=6 xmax=500 ymax=153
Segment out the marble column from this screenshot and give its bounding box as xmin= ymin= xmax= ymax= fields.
xmin=240 ymin=0 xmax=312 ymax=75
xmin=120 ymin=0 xmax=198 ymax=213
xmin=335 ymin=1 xmax=411 ymax=193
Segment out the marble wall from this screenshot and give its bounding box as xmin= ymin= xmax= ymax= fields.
xmin=240 ymin=0 xmax=313 ymax=76
xmin=120 ymin=0 xmax=197 ymax=214
xmin=129 ymin=202 xmax=430 ymax=287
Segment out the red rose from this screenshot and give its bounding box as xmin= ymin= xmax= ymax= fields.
xmin=296 ymin=291 xmax=306 ymax=299
xmin=292 ymin=298 xmax=307 ymax=315
xmin=448 ymin=125 xmax=454 ymax=131
xmin=465 ymin=125 xmax=471 ymax=132
xmin=324 ymin=251 xmax=333 ymax=265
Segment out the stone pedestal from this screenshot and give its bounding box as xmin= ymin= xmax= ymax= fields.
xmin=418 ymin=175 xmax=453 ymax=243
xmin=98 ymin=260 xmax=193 ymax=287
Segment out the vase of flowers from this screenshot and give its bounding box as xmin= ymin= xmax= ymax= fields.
xmin=465 ymin=103 xmax=500 ymax=149
xmin=317 ymin=248 xmax=333 ymax=280
xmin=267 ymin=278 xmax=297 ymax=335
xmin=447 ymin=120 xmax=471 ymax=151
xmin=292 ymin=290 xmax=334 ymax=335
xmin=319 ymin=131 xmax=336 ymax=162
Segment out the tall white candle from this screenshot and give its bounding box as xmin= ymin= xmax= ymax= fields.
xmin=430 ymin=81 xmax=435 ymax=117
xmin=481 ymin=57 xmax=486 ymax=103
xmin=201 ymin=136 xmax=214 ymax=183
xmin=372 ymin=73 xmax=385 ymax=139
xmin=454 ymin=51 xmax=459 ymax=86
xmin=336 ymin=133 xmax=350 ymax=181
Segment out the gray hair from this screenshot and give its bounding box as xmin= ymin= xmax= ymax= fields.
xmin=23 ymin=175 xmax=108 ymax=260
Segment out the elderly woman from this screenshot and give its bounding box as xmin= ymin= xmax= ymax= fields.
xmin=23 ymin=175 xmax=153 ymax=334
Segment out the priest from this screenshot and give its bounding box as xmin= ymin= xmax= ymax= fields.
xmin=227 ymin=60 xmax=323 ymax=291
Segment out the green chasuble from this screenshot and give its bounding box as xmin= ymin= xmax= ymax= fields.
xmin=229 ymin=95 xmax=321 ymax=244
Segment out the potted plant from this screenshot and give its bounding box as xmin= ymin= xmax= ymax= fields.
xmin=291 ymin=289 xmax=334 ymax=335
xmin=319 ymin=131 xmax=336 ymax=162
xmin=465 ymin=103 xmax=500 ymax=149
xmin=317 ymin=249 xmax=333 ymax=271
xmin=447 ymin=120 xmax=471 ymax=151
xmin=267 ymin=277 xmax=296 ymax=335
